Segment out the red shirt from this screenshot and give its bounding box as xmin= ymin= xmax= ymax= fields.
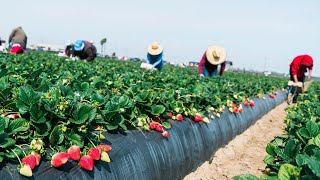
xmin=290 ymin=55 xmax=313 ymax=78
xmin=198 ymin=52 xmax=226 ymax=75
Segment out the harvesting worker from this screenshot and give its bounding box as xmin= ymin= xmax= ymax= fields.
xmin=8 ymin=26 xmax=28 ymax=54
xmin=145 ymin=42 xmax=163 ymax=71
xmin=289 ymin=54 xmax=313 ymax=83
xmin=198 ymin=45 xmax=226 ymax=77
xmin=73 ymin=40 xmax=97 ymax=61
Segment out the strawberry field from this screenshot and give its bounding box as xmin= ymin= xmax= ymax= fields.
xmin=0 ymin=52 xmax=288 ymax=178
xmin=236 ymin=82 xmax=320 ymax=180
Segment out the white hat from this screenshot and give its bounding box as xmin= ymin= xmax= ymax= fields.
xmin=147 ymin=42 xmax=163 ymax=55
xmin=206 ymin=45 xmax=227 ymax=65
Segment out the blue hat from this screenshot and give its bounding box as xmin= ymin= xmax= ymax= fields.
xmin=74 ymin=40 xmax=84 ymax=51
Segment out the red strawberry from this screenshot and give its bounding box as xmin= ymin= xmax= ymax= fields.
xmin=87 ymin=148 xmax=100 ymax=161
xmin=176 ymin=114 xmax=183 ymax=121
xmin=31 ymin=151 xmax=41 ymax=166
xmin=233 ymin=107 xmax=239 ymax=113
xmin=269 ymin=94 xmax=275 ymax=98
xmin=244 ymin=101 xmax=249 ymax=106
xmin=162 ymin=131 xmax=170 ymax=138
xmin=232 ymin=103 xmax=237 ymax=107
xmin=51 ymin=152 xmax=70 ymax=168
xmin=22 ymin=155 xmax=37 ymax=170
xmin=155 ymin=124 xmax=163 ymax=132
xmin=97 ymin=144 xmax=112 ymax=153
xmin=194 ymin=115 xmax=203 ymax=122
xmin=274 ymin=91 xmax=278 ymax=95
xmin=7 ymin=114 xmax=19 ymax=119
xmin=168 ymin=112 xmax=173 ymax=119
xmin=249 ymin=100 xmax=255 ymax=107
xmin=239 ymin=108 xmax=244 ymax=113
xmin=79 ymin=155 xmax=94 ymax=171
xmin=153 ymin=116 xmax=161 ymax=122
xmin=67 ymin=145 xmax=81 ymax=161
xmin=150 ymin=122 xmax=157 ymax=130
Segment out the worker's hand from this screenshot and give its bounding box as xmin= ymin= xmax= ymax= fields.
xmin=307 ymin=75 xmax=311 ymax=81
xmin=200 ymin=74 xmax=204 ymax=77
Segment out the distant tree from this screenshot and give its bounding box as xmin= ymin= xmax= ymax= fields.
xmin=100 ymin=38 xmax=107 ymax=54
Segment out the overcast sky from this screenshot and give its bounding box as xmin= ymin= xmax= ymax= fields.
xmin=1 ymin=0 xmax=319 ymax=76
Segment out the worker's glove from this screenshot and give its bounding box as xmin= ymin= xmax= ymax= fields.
xmin=199 ymin=74 xmax=204 ymax=77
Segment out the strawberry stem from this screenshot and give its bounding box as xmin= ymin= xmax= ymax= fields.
xmin=87 ymin=138 xmax=96 ymax=147
xmin=10 ymin=149 xmax=22 ymax=165
xmin=15 ymin=145 xmax=27 ymax=157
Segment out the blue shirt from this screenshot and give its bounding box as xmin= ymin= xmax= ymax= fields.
xmin=146 ymin=52 xmax=163 ymax=71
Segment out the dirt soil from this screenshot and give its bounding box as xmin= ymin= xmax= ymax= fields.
xmin=184 ymin=102 xmax=288 ymax=180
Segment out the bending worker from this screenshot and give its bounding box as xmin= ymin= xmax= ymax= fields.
xmin=198 ymin=45 xmax=226 ymax=77
xmin=290 ymin=54 xmax=313 ymax=83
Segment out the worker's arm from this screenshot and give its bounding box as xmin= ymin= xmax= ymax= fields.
xmin=293 ymin=75 xmax=299 ymax=83
xmin=198 ymin=52 xmax=206 ymax=75
xmin=307 ymin=69 xmax=312 ymax=81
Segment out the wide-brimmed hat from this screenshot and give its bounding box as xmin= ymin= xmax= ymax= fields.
xmin=147 ymin=42 xmax=163 ymax=55
xmin=206 ymin=45 xmax=227 ymax=65
xmin=74 ymin=40 xmax=85 ymax=51
xmin=10 ymin=44 xmax=24 ymax=54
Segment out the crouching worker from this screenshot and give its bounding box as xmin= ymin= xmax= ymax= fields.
xmin=198 ymin=45 xmax=226 ymax=77
xmin=73 ymin=40 xmax=97 ymax=61
xmin=8 ymin=26 xmax=27 ymax=54
xmin=144 ymin=42 xmax=163 ymax=71
xmin=290 ymin=54 xmax=313 ymax=84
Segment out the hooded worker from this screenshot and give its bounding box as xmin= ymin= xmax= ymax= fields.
xmin=8 ymin=26 xmax=27 ymax=54
xmin=289 ymin=55 xmax=313 ymax=83
xmin=198 ymin=45 xmax=226 ymax=77
xmin=73 ymin=40 xmax=97 ymax=61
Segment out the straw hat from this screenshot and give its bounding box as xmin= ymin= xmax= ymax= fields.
xmin=205 ymin=45 xmax=227 ymax=65
xmin=147 ymin=42 xmax=163 ymax=55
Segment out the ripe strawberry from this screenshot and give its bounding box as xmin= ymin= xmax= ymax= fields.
xmin=239 ymin=107 xmax=244 ymax=113
xmin=232 ymin=103 xmax=237 ymax=107
xmin=150 ymin=122 xmax=157 ymax=130
xmin=153 ymin=116 xmax=161 ymax=122
xmin=176 ymin=114 xmax=183 ymax=121
xmin=155 ymin=124 xmax=163 ymax=132
xmin=7 ymin=114 xmax=19 ymax=119
xmin=31 ymin=151 xmax=41 ymax=166
xmin=97 ymin=144 xmax=112 ymax=153
xmin=87 ymin=148 xmax=100 ymax=161
xmin=51 ymin=152 xmax=70 ymax=168
xmin=67 ymin=145 xmax=81 ymax=161
xmin=249 ymin=100 xmax=255 ymax=107
xmin=162 ymin=131 xmax=170 ymax=138
xmin=79 ymin=155 xmax=94 ymax=171
xmin=100 ymin=152 xmax=111 ymax=162
xmin=168 ymin=112 xmax=173 ymax=119
xmin=233 ymin=107 xmax=239 ymax=113
xmin=194 ymin=115 xmax=203 ymax=122
xmin=22 ymin=155 xmax=36 ymax=170
xmin=269 ymin=94 xmax=275 ymax=98
xmin=19 ymin=164 xmax=32 ymax=177
xmin=244 ymin=101 xmax=249 ymax=106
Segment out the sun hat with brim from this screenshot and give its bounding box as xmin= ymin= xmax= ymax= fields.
xmin=74 ymin=40 xmax=85 ymax=51
xmin=205 ymin=45 xmax=227 ymax=65
xmin=10 ymin=44 xmax=24 ymax=54
xmin=147 ymin=42 xmax=163 ymax=55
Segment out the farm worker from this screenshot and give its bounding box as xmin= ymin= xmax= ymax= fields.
xmin=290 ymin=55 xmax=313 ymax=83
xmin=146 ymin=42 xmax=163 ymax=71
xmin=73 ymin=40 xmax=97 ymax=61
xmin=8 ymin=26 xmax=27 ymax=54
xmin=198 ymin=45 xmax=226 ymax=77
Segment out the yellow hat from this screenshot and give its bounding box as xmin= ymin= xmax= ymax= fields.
xmin=147 ymin=42 xmax=163 ymax=55
xmin=206 ymin=45 xmax=227 ymax=65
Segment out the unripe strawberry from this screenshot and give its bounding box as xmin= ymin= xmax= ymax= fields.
xmin=162 ymin=131 xmax=169 ymax=138
xmin=176 ymin=114 xmax=183 ymax=121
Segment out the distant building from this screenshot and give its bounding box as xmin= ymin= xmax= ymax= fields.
xmin=30 ymin=44 xmax=65 ymax=52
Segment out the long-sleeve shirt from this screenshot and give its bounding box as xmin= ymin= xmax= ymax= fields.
xmin=198 ymin=52 xmax=226 ymax=76
xmin=74 ymin=41 xmax=97 ymax=61
xmin=147 ymin=52 xmax=163 ymax=70
xmin=290 ymin=55 xmax=313 ymax=78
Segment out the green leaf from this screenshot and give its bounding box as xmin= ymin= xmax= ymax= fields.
xmin=0 ymin=137 xmax=16 ymax=148
xmin=49 ymin=126 xmax=64 ymax=145
xmin=7 ymin=118 xmax=29 ymax=134
xmin=106 ymin=124 xmax=118 ymax=131
xmin=19 ymin=86 xmax=40 ymax=105
xmin=71 ymin=105 xmax=96 ymax=124
xmin=299 ymin=128 xmax=310 ymax=139
xmin=0 ymin=156 xmax=3 ymax=163
xmin=80 ymin=82 xmax=90 ymax=91
xmin=296 ymin=154 xmax=307 ymax=166
xmin=162 ymin=122 xmax=172 ymax=129
xmin=306 ymin=121 xmax=319 ymax=138
xmin=264 ymin=154 xmax=275 ymax=164
xmin=119 ymin=123 xmax=128 ymax=131
xmin=68 ymin=134 xmax=84 ymax=148
xmin=30 ymin=104 xmax=46 ymax=123
xmin=34 ymin=121 xmax=51 ymax=136
xmin=278 ymin=164 xmax=300 ymax=180
xmin=151 ymin=105 xmax=166 ymax=115
xmin=16 ymin=100 xmax=29 ymax=114
xmin=0 ymin=76 xmax=9 ymax=89
xmin=0 ymin=117 xmax=9 ymax=133
xmin=260 ymin=175 xmax=279 ymax=180
xmin=314 ymin=134 xmax=320 ymax=148
xmin=304 ymin=156 xmax=320 ymax=177
xmin=283 ymin=140 xmax=300 ymax=159
xmin=233 ymin=174 xmax=259 ymax=180
xmin=266 ymin=143 xmax=277 ymax=156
